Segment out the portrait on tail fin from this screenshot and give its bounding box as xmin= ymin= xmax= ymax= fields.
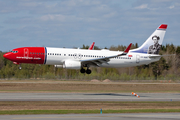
xmin=148 ymin=35 xmax=161 ymax=54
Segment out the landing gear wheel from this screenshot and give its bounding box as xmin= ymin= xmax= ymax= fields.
xmin=80 ymin=68 xmax=86 ymax=73
xmin=86 ymin=69 xmax=91 ymax=74
xmin=19 ymin=66 xmax=22 ymax=70
xmin=19 ymin=64 xmax=22 ymax=70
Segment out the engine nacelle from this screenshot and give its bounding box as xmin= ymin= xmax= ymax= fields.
xmin=63 ymin=60 xmax=81 ymax=69
xmin=54 ymin=65 xmax=63 ymax=68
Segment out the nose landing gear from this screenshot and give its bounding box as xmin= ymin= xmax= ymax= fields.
xmin=19 ymin=64 xmax=22 ymax=70
xmin=13 ymin=62 xmax=21 ymax=70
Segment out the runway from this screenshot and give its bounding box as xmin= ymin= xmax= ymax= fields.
xmin=0 ymin=93 xmax=179 ymax=101
xmin=1 ymin=113 xmax=180 ymax=120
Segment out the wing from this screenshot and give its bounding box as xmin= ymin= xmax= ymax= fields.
xmin=81 ymin=43 xmax=132 ymax=67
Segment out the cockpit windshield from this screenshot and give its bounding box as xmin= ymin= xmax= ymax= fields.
xmin=10 ymin=50 xmax=18 ymax=53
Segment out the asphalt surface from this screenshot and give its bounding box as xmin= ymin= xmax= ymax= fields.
xmin=1 ymin=113 xmax=180 ymax=120
xmin=0 ymin=93 xmax=179 ymax=101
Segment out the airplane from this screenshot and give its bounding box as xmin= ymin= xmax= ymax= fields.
xmin=3 ymin=24 xmax=167 ymax=74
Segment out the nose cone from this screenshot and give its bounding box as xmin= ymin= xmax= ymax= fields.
xmin=3 ymin=52 xmax=12 ymax=60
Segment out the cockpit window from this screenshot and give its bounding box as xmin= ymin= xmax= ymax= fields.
xmin=10 ymin=50 xmax=18 ymax=53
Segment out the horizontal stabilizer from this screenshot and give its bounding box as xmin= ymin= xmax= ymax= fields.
xmin=149 ymin=55 xmax=161 ymax=58
xmin=149 ymin=54 xmax=175 ymax=58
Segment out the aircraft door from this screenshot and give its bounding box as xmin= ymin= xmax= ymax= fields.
xmin=136 ymin=55 xmax=140 ymax=63
xmin=24 ymin=48 xmax=29 ymax=57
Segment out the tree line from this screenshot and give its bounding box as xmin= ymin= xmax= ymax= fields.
xmin=0 ymin=43 xmax=179 ymax=80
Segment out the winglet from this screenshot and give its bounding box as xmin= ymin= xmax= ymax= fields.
xmin=117 ymin=43 xmax=132 ymax=56
xmin=88 ymin=42 xmax=95 ymax=50
xmin=124 ymin=43 xmax=132 ymax=53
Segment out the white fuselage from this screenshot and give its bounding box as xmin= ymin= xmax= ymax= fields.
xmin=45 ymin=47 xmax=160 ymax=67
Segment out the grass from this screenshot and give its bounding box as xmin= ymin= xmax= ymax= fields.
xmin=0 ymin=81 xmax=180 ymax=114
xmin=0 ymin=82 xmax=180 ymax=93
xmin=0 ymin=109 xmax=180 ymax=115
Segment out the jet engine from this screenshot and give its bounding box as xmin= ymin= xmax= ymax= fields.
xmin=63 ymin=60 xmax=81 ymax=69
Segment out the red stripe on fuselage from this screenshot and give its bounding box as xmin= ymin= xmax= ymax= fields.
xmin=7 ymin=47 xmax=45 ymax=64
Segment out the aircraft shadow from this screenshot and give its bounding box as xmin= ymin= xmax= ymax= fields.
xmin=84 ymin=93 xmax=148 ymax=97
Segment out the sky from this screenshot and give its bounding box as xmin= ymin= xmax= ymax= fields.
xmin=0 ymin=0 xmax=180 ymax=52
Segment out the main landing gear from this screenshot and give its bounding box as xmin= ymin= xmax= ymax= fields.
xmin=80 ymin=68 xmax=91 ymax=74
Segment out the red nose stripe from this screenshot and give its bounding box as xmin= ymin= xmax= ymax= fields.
xmin=3 ymin=52 xmax=11 ymax=59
